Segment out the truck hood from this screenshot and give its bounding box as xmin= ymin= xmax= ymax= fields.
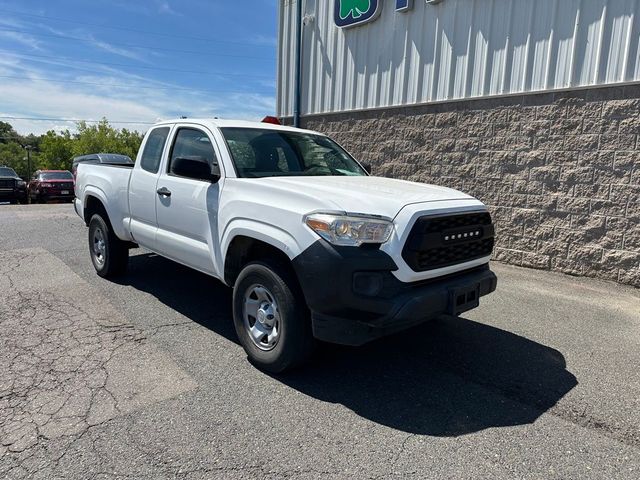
xmin=252 ymin=176 xmax=475 ymax=219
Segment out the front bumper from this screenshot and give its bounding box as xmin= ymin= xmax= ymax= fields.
xmin=292 ymin=240 xmax=497 ymax=346
xmin=0 ymin=189 xmax=27 ymax=201
xmin=35 ymin=191 xmax=75 ymax=201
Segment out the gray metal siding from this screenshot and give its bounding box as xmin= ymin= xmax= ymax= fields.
xmin=278 ymin=0 xmax=640 ymax=117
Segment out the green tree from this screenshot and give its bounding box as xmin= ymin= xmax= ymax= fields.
xmin=0 ymin=122 xmax=39 ymax=178
xmin=0 ymin=142 xmax=26 ymax=176
xmin=117 ymin=128 xmax=145 ymax=159
xmin=0 ymin=119 xmax=144 ymax=176
xmin=0 ymin=121 xmax=20 ymax=144
xmin=39 ymin=130 xmax=74 ymax=170
xmin=72 ymin=119 xmax=143 ymax=160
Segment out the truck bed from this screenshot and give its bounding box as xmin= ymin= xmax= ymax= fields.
xmin=75 ymin=162 xmax=133 ymax=241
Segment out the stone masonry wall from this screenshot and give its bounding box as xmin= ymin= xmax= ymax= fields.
xmin=294 ymin=83 xmax=640 ymax=287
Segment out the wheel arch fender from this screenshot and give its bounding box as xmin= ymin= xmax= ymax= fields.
xmin=83 ymin=186 xmax=130 ymax=240
xmin=220 ymin=219 xmax=311 ymax=286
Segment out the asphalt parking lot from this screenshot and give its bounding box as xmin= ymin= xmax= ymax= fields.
xmin=0 ymin=203 xmax=639 ymax=479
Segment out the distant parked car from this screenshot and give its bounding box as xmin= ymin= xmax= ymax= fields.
xmin=0 ymin=166 xmax=28 ymax=204
xmin=71 ymin=154 xmax=133 ymax=179
xmin=28 ymin=170 xmax=75 ymax=203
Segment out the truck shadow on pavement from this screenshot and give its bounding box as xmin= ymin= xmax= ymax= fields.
xmin=123 ymin=253 xmax=578 ymax=437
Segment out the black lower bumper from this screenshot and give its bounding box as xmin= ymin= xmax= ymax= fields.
xmin=0 ymin=190 xmax=27 ymax=202
xmin=292 ymin=240 xmax=497 ymax=346
xmin=35 ymin=193 xmax=75 ymax=202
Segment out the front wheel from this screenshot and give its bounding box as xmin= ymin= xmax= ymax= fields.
xmin=233 ymin=261 xmax=315 ymax=373
xmin=88 ymin=214 xmax=129 ymax=278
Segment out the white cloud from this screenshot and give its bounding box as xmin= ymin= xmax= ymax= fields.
xmin=157 ymin=1 xmax=182 ymax=16
xmin=0 ymin=54 xmax=275 ymax=135
xmin=0 ymin=54 xmax=21 ymax=75
xmin=31 ymin=23 xmax=147 ymax=62
xmin=251 ymin=34 xmax=278 ymax=47
xmin=257 ymin=78 xmax=277 ymax=89
xmin=0 ymin=11 xmax=276 ymax=135
xmin=86 ymin=36 xmax=145 ymax=62
xmin=0 ymin=15 xmax=23 ymax=27
xmin=0 ymin=17 xmax=42 ymax=50
xmin=0 ymin=30 xmax=41 ymax=50
xmin=0 ymin=79 xmax=161 ymax=134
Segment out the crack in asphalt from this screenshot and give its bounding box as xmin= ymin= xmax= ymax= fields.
xmin=0 ymin=246 xmax=351 ymax=480
xmin=0 ymin=249 xmax=196 ymax=480
xmin=0 ymin=250 xmax=143 ymax=468
xmin=1 ymin=206 xmax=638 ymax=479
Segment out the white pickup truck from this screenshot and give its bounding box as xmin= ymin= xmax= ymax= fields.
xmin=75 ymin=118 xmax=497 ymax=372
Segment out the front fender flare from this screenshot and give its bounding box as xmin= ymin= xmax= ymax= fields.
xmin=220 ymin=218 xmax=310 ymax=266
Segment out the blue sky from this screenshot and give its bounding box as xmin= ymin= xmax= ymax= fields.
xmin=0 ymin=0 xmax=278 ymax=135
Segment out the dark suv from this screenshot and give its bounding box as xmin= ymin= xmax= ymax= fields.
xmin=0 ymin=166 xmax=28 ymax=204
xmin=28 ymin=170 xmax=75 ymax=203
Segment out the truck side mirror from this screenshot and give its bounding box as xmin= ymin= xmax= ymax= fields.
xmin=172 ymin=156 xmax=221 ymax=183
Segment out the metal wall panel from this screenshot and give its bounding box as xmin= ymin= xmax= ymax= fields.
xmin=278 ymin=0 xmax=640 ymax=117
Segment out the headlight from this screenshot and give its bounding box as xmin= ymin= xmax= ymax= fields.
xmin=304 ymin=213 xmax=394 ymax=247
xmin=17 ymin=181 xmax=26 ymax=187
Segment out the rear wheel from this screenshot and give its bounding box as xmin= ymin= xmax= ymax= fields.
xmin=233 ymin=261 xmax=315 ymax=373
xmin=88 ymin=214 xmax=128 ymax=278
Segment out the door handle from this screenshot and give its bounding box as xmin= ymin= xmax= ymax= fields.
xmin=157 ymin=187 xmax=171 ymax=197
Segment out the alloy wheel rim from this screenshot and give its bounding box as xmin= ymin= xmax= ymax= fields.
xmin=243 ymin=284 xmax=281 ymax=351
xmin=92 ymin=227 xmax=106 ymax=267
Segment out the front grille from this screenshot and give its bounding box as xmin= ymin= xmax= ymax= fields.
xmin=402 ymin=211 xmax=495 ymax=272
xmin=0 ymin=179 xmax=16 ymax=189
xmin=53 ymin=182 xmax=74 ymax=189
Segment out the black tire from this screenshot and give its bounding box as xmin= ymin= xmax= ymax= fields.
xmin=88 ymin=214 xmax=129 ymax=278
xmin=233 ymin=260 xmax=315 ymax=373
xmin=9 ymin=199 xmax=17 ymax=205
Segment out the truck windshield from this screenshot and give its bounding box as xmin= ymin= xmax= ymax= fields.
xmin=221 ymin=128 xmax=367 ymax=178
xmin=40 ymin=172 xmax=73 ymax=180
xmin=0 ymin=167 xmax=18 ymax=177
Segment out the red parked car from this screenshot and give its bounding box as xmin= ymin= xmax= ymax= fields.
xmin=28 ymin=170 xmax=75 ymax=204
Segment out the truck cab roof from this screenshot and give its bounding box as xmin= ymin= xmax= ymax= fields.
xmin=153 ymin=118 xmax=320 ymax=136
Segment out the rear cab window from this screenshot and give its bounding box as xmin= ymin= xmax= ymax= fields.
xmin=140 ymin=127 xmax=170 ymax=173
